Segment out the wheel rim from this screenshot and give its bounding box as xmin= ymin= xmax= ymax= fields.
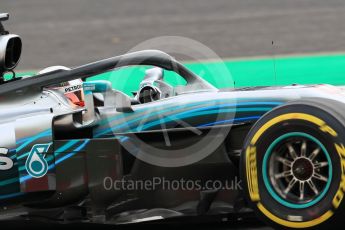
xmin=262 ymin=132 xmax=332 ymax=209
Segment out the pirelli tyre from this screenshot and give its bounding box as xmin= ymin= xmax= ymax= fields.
xmin=241 ymin=99 xmax=345 ymax=229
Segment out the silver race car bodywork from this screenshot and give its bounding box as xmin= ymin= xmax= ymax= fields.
xmin=2 ymin=13 xmax=345 ymax=228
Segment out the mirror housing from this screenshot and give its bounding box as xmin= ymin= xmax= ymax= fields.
xmin=0 ymin=13 xmax=22 ymax=79
xmin=0 ymin=34 xmax=22 ymax=73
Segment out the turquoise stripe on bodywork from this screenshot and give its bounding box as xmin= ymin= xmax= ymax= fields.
xmin=18 ymin=140 xmax=81 ymax=171
xmin=16 ymin=130 xmax=52 ymax=153
xmin=0 ymin=177 xmax=20 ymax=187
xmin=0 ymin=100 xmax=283 ymax=190
xmin=0 ymin=192 xmax=24 ymax=200
xmin=55 ymin=139 xmax=90 ymax=165
xmin=133 ymin=107 xmax=272 ymax=132
xmin=95 ymin=101 xmax=282 ymax=136
xmin=97 ymin=100 xmax=282 ymax=129
xmin=19 ymin=139 xmax=90 ymax=184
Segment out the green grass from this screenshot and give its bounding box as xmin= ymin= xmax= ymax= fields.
xmin=11 ymin=53 xmax=345 ymax=95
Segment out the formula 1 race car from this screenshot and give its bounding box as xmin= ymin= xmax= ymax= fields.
xmin=1 ymin=13 xmax=345 ymax=230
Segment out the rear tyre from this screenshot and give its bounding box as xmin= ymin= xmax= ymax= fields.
xmin=241 ymin=99 xmax=345 ymax=229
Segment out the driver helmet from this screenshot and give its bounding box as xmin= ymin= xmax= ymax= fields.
xmin=40 ymin=66 xmax=85 ymax=107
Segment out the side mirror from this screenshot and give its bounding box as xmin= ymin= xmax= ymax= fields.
xmin=0 ymin=13 xmax=22 ymax=79
xmin=0 ymin=13 xmax=9 ymax=22
xmin=0 ymin=34 xmax=22 ymax=73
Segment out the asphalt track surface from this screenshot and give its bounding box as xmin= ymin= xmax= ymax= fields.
xmin=2 ymin=0 xmax=345 ymax=70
